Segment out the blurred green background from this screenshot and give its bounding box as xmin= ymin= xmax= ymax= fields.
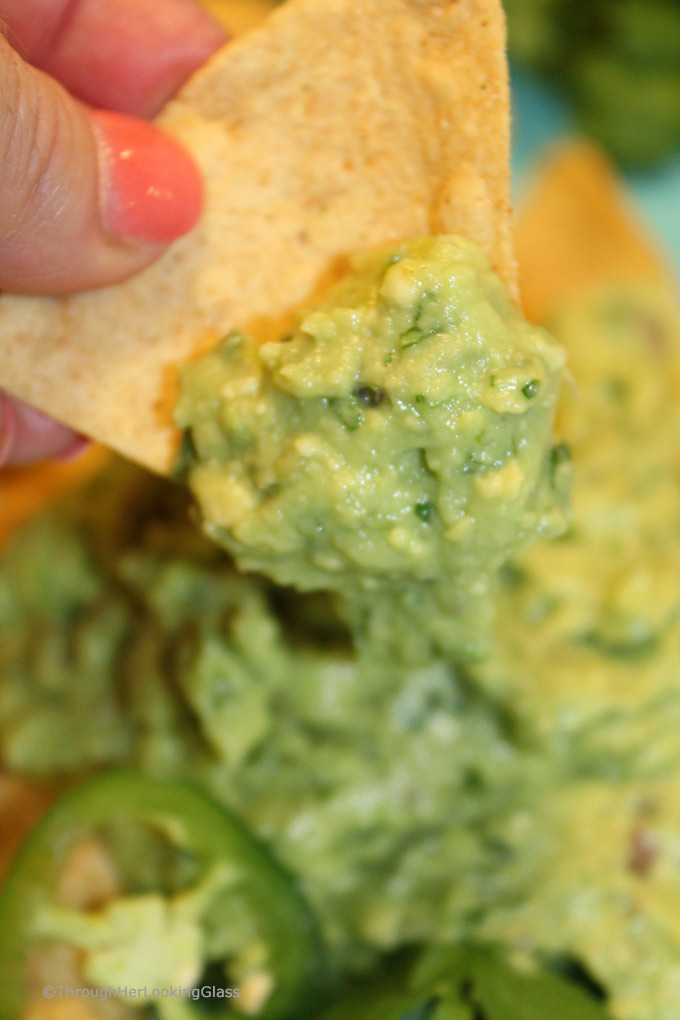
xmin=504 ymin=0 xmax=680 ymax=168
xmin=505 ymin=0 xmax=680 ymax=265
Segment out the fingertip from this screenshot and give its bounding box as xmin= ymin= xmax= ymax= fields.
xmin=51 ymin=435 xmax=91 ymax=462
xmin=2 ymin=0 xmax=229 ymax=118
xmin=0 ymin=395 xmax=85 ymax=467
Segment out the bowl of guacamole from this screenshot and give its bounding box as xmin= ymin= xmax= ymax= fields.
xmin=1 ymin=218 xmax=680 ymax=1020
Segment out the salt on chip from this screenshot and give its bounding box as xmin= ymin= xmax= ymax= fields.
xmin=0 ymin=0 xmax=513 ymax=474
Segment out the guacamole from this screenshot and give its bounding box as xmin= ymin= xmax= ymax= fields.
xmin=477 ymin=283 xmax=680 ymax=1020
xmin=0 ymin=462 xmax=550 ymax=974
xmin=477 ymin=283 xmax=680 ymax=765
xmin=175 ymin=236 xmax=568 ymax=663
xmin=2 ymin=242 xmax=680 ymax=1018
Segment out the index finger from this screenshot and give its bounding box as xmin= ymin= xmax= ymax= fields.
xmin=0 ymin=0 xmax=227 ymax=116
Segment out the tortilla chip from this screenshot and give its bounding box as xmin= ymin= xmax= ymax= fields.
xmin=515 ymin=141 xmax=671 ymax=324
xmin=0 ymin=0 xmax=513 ymax=474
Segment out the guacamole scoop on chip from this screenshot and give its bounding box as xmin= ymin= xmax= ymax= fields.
xmin=176 ymin=236 xmax=569 ymax=663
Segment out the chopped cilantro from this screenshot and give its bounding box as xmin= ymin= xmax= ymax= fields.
xmin=522 ymin=379 xmax=541 ymax=399
xmin=171 ymin=430 xmax=198 ymax=480
xmin=411 ymin=943 xmax=613 ymax=1020
xmin=549 ymin=442 xmax=571 ymax=488
xmin=414 ymin=501 xmax=434 ymax=523
xmin=315 ymin=944 xmax=613 ymax=1019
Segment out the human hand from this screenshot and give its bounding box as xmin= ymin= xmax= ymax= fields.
xmin=0 ymin=0 xmax=226 ymax=467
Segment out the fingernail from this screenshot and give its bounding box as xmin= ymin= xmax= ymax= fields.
xmin=90 ymin=110 xmax=204 ymax=245
xmin=0 ymin=396 xmax=17 ymax=469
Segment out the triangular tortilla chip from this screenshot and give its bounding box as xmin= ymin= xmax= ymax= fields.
xmin=515 ymin=141 xmax=671 ymax=324
xmin=0 ymin=0 xmax=513 ymax=473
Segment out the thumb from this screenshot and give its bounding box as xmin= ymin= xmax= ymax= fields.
xmin=0 ymin=36 xmax=203 ymax=296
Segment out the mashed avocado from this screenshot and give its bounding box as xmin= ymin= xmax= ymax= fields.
xmin=473 ymin=283 xmax=680 ymax=1020
xmin=2 ymin=246 xmax=680 ymax=1018
xmin=175 ymin=236 xmax=569 ymax=663
xmin=0 ymin=462 xmax=550 ymax=971
xmin=477 ymin=284 xmax=680 ymax=766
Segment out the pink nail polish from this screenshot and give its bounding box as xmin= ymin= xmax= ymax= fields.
xmin=90 ymin=110 xmax=204 ymax=245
